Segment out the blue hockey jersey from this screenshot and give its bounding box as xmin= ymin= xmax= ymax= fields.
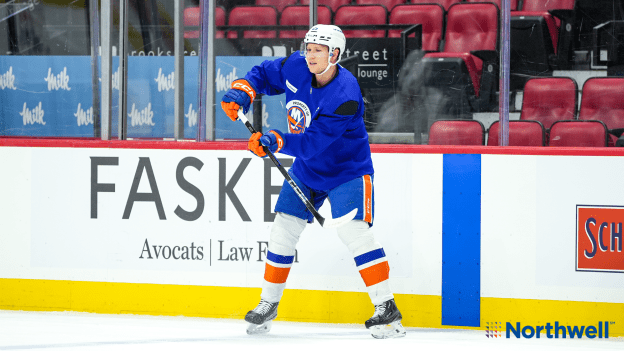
xmin=244 ymin=53 xmax=374 ymax=191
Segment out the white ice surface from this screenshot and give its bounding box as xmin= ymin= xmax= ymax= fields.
xmin=0 ymin=311 xmax=622 ymax=351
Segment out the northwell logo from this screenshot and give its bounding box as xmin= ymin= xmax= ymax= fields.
xmin=485 ymin=322 xmax=502 ymax=338
xmin=487 ymin=322 xmax=612 ymax=339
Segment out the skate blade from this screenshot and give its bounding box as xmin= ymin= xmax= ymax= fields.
xmin=370 ymin=320 xmax=407 ymax=339
xmin=246 ymin=320 xmax=272 ymax=335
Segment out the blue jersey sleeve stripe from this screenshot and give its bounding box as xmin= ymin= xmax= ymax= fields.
xmin=267 ymin=251 xmax=295 ymax=264
xmin=354 ymin=248 xmax=386 ymax=267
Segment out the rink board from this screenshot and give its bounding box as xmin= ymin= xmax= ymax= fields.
xmin=0 ymin=140 xmax=623 ymax=336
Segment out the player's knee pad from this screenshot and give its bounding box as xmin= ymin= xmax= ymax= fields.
xmin=336 ymin=220 xmax=381 ymax=256
xmin=269 ymin=212 xmax=307 ymax=255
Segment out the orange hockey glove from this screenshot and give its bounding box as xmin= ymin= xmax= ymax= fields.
xmin=220 ymin=79 xmax=256 ymax=121
xmin=248 ymin=132 xmax=267 ymax=158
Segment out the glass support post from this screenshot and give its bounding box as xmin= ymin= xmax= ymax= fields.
xmin=499 ymin=0 xmax=511 ymax=146
xmin=174 ymin=0 xmax=184 ymax=140
xmin=100 ymin=0 xmax=113 ymax=140
xmin=309 ymin=0 xmax=317 ymax=27
xmin=118 ymin=0 xmax=129 ymax=140
xmin=89 ymin=0 xmax=101 ymax=138
xmin=197 ymin=0 xmax=215 ymax=141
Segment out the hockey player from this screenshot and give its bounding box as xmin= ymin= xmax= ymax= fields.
xmin=220 ymin=24 xmax=406 ymax=339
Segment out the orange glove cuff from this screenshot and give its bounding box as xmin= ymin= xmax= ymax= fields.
xmin=232 ymin=79 xmax=256 ymax=103
xmin=248 ymin=132 xmax=266 ymax=157
xmin=268 ymin=130 xmax=284 ymax=153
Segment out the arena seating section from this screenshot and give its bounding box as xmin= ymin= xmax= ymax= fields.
xmin=183 ymin=0 xmax=624 ymax=147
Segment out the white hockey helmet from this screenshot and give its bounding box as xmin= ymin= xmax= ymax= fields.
xmin=302 ymin=24 xmax=346 ymax=74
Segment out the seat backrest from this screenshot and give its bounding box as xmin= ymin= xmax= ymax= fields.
xmin=487 ymin=120 xmax=545 ymax=146
xmin=410 ymin=0 xmax=461 ymax=11
xmin=388 ymin=4 xmax=444 ymax=52
xmin=521 ymin=0 xmax=575 ymax=11
xmin=520 ymin=77 xmax=577 ymax=129
xmin=443 ymin=3 xmax=499 ymax=53
xmin=256 ymin=0 xmax=297 ymax=12
xmin=184 ymin=6 xmax=225 ymax=39
xmin=465 ymin=0 xmax=518 ymax=11
xmin=279 ymin=5 xmax=332 ymax=38
xmin=549 ymin=120 xmax=608 ymax=147
xmin=334 ymin=5 xmax=387 ymax=38
xmin=578 ymin=77 xmax=624 ymax=131
xmin=516 ymin=0 xmax=575 ymax=37
xmin=356 ymin=0 xmax=405 ymax=11
xmin=227 ymin=6 xmax=278 ymax=39
xmin=300 ymin=0 xmax=351 ymax=13
xmin=428 ymin=120 xmax=485 ymax=145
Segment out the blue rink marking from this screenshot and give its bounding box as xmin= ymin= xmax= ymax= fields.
xmin=442 ymin=154 xmax=481 ymax=327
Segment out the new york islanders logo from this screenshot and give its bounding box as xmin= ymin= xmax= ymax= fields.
xmin=286 ymin=100 xmax=311 ymax=134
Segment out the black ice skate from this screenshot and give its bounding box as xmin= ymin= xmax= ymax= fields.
xmin=365 ymin=299 xmax=406 ymax=339
xmin=244 ymin=299 xmax=279 ymax=335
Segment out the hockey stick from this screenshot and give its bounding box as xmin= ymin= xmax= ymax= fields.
xmin=237 ymin=109 xmax=357 ymax=229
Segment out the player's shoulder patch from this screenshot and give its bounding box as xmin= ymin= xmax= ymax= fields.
xmin=333 ymin=100 xmax=359 ymax=116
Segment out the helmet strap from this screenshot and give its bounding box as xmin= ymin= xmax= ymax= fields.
xmin=318 ymin=61 xmax=335 ymax=76
xmin=318 ymin=47 xmax=340 ymax=75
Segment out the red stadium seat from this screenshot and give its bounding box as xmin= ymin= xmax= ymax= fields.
xmin=227 ymin=6 xmax=278 ymax=39
xmin=487 ymin=120 xmax=546 ymax=146
xmin=510 ymin=0 xmax=576 ymax=80
xmin=428 ymin=120 xmax=485 ymax=145
xmin=388 ymin=4 xmax=444 ymax=52
xmin=578 ymin=78 xmax=624 ymax=130
xmin=424 ymin=3 xmax=499 ymax=98
xmin=300 ymin=0 xmax=351 ymax=13
xmin=355 ymin=0 xmax=405 ymax=11
xmin=279 ymin=5 xmax=332 ymax=38
xmin=256 ymin=0 xmax=297 ymax=12
xmin=521 ymin=0 xmax=575 ymax=28
xmin=409 ymin=0 xmax=461 ymax=11
xmin=519 ymin=77 xmax=577 ymax=130
xmin=184 ymin=6 xmax=225 ymax=39
xmin=334 ymin=5 xmax=387 ymax=38
xmin=465 ymin=0 xmax=518 ymax=11
xmin=578 ymin=77 xmax=624 ymax=146
xmin=549 ymin=120 xmax=608 ymax=147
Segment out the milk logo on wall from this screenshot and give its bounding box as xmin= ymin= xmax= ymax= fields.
xmin=0 ymin=66 xmax=17 ymax=90
xmin=285 ymin=100 xmax=311 ymax=134
xmin=128 ymin=102 xmax=155 ymax=126
xmin=45 ymin=67 xmax=71 ymax=91
xmin=74 ymin=103 xmax=94 ymax=126
xmin=262 ymin=103 xmax=270 ymax=129
xmin=96 ymin=69 xmax=120 ymax=90
xmin=112 ymin=66 xmax=120 ymax=91
xmin=186 ymin=104 xmax=197 ymax=127
xmin=20 ymin=102 xmax=45 ymax=125
xmin=216 ymin=67 xmax=238 ymax=93
xmin=155 ymin=68 xmax=174 ymax=92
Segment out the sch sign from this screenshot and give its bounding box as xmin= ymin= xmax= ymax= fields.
xmin=577 ymin=205 xmax=624 ymax=273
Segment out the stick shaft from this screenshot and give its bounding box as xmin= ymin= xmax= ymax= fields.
xmin=238 ymin=112 xmax=325 ymax=226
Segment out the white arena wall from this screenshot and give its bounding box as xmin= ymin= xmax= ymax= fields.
xmin=0 ymin=139 xmax=622 ymax=336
